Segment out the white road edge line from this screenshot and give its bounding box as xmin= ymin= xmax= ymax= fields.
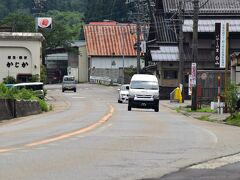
xmin=189 ymin=153 xmax=240 ymax=169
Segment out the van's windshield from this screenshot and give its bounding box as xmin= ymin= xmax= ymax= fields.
xmin=64 ymin=77 xmax=75 ymax=81
xmin=14 ymin=84 xmax=43 ymax=91
xmin=130 ymin=81 xmax=159 ymax=90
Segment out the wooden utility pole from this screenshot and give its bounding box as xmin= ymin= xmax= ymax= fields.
xmin=191 ymin=0 xmax=199 ymax=111
xmin=224 ymin=23 xmax=230 ymax=113
xmin=136 ymin=0 xmax=141 ymax=74
xmin=178 ymin=0 xmax=184 ymax=102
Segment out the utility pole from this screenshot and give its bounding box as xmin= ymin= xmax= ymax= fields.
xmin=178 ymin=0 xmax=184 ymax=103
xmin=121 ymin=30 xmax=126 ymax=84
xmin=191 ymin=0 xmax=199 ymax=111
xmin=224 ymin=23 xmax=230 ymax=113
xmin=136 ymin=0 xmax=141 ymax=74
xmin=126 ymin=0 xmax=148 ymax=74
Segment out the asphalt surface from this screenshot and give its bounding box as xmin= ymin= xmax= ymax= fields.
xmin=157 ymin=161 xmax=240 ymax=180
xmin=149 ymin=101 xmax=240 ymax=180
xmin=1 ymin=84 xmax=240 ymax=180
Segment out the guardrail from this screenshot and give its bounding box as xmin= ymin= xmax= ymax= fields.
xmin=90 ymin=76 xmax=112 ymax=85
xmin=170 ymin=88 xmax=177 ymax=102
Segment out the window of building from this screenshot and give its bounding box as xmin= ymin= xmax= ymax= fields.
xmin=24 ymin=56 xmax=27 ymax=59
xmin=19 ymin=56 xmax=23 ymax=60
xmin=8 ymin=56 xmax=11 ymax=59
xmin=164 ymin=70 xmax=178 ymax=79
xmin=13 ymin=56 xmax=16 ymax=59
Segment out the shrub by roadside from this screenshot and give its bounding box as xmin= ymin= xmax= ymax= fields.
xmin=0 ymin=83 xmax=49 ymax=112
xmin=225 ymin=112 xmax=240 ymax=126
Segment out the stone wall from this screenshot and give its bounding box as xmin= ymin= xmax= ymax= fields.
xmin=0 ymin=99 xmax=42 ymax=120
xmin=15 ymin=100 xmax=42 ymax=118
xmin=0 ymin=99 xmax=14 ymax=120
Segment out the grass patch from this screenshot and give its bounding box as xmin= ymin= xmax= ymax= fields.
xmin=225 ymin=112 xmax=240 ymax=126
xmin=185 ymin=107 xmax=217 ymax=113
xmin=197 ymin=115 xmax=211 ymax=121
xmin=176 ymin=107 xmax=180 ymax=113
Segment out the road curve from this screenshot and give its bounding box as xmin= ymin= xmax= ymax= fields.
xmin=1 ymin=84 xmax=240 ymax=180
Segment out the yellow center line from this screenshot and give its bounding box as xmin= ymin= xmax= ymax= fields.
xmin=0 ymin=148 xmax=19 ymax=153
xmin=0 ymin=105 xmax=114 ymax=153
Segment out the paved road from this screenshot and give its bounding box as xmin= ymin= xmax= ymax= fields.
xmin=0 ymin=84 xmax=240 ymax=180
xmin=157 ymin=162 xmax=240 ymax=180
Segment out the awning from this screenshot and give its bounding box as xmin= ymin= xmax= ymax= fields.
xmin=183 ymin=19 xmax=240 ymax=32
xmin=151 ymin=46 xmax=179 ymax=62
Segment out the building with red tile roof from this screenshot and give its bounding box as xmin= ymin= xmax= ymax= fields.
xmin=84 ymin=21 xmax=145 ymax=83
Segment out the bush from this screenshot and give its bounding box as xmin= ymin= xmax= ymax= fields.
xmin=225 ymin=83 xmax=238 ymax=115
xmin=3 ymin=76 xmax=16 ymax=84
xmin=30 ymin=74 xmax=40 ymax=82
xmin=0 ymin=83 xmax=49 ymax=112
xmin=226 ymin=112 xmax=240 ymax=126
xmin=38 ymin=99 xmax=49 ymax=112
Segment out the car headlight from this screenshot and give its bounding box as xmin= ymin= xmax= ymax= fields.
xmin=128 ymin=93 xmax=135 ymax=98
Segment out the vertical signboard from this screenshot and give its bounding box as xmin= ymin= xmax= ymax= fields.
xmin=220 ymin=23 xmax=227 ymax=68
xmin=191 ymin=63 xmax=197 ymax=87
xmin=188 ymin=75 xmax=192 ymax=96
xmin=215 ymin=23 xmax=221 ymax=66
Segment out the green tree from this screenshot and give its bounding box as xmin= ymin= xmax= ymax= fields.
xmin=1 ymin=12 xmax=35 ymax=32
xmin=85 ymin=0 xmax=128 ymax=22
xmin=40 ymin=65 xmax=47 ymax=83
xmin=41 ymin=10 xmax=84 ymax=52
xmin=225 ymin=82 xmax=238 ymax=115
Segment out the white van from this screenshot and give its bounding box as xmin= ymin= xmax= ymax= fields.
xmin=62 ymin=75 xmax=77 ymax=92
xmin=127 ymin=74 xmax=159 ymax=112
xmin=13 ymin=82 xmax=45 ymax=99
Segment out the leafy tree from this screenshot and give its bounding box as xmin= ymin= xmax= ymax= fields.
xmin=41 ymin=10 xmax=84 ymax=52
xmin=225 ymin=82 xmax=238 ymax=115
xmin=0 ymin=4 xmax=8 ymax=19
xmin=1 ymin=12 xmax=35 ymax=32
xmin=85 ymin=0 xmax=128 ymax=22
xmin=40 ymin=65 xmax=47 ymax=83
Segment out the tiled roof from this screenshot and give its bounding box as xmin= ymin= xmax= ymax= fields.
xmin=155 ymin=16 xmax=177 ymax=43
xmin=151 ymin=46 xmax=179 ymax=61
xmin=162 ymin=0 xmax=240 ymax=14
xmin=84 ymin=23 xmax=138 ymax=57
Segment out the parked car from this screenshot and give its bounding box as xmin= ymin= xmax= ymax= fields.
xmin=62 ymin=75 xmax=76 ymax=92
xmin=118 ymin=84 xmax=130 ymax=103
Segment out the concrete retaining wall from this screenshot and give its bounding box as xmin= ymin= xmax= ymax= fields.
xmin=0 ymin=99 xmax=14 ymax=120
xmin=15 ymin=100 xmax=42 ymax=118
xmin=0 ymin=99 xmax=42 ymax=120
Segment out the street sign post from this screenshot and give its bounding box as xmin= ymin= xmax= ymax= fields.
xmin=191 ymin=63 xmax=197 ymax=87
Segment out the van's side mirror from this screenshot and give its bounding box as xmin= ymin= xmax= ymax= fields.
xmin=126 ymin=86 xmax=129 ymax=90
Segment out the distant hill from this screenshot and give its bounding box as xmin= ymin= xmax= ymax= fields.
xmin=0 ymin=0 xmax=128 ymax=23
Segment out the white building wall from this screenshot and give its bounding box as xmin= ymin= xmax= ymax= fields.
xmin=0 ymin=39 xmax=42 ymax=82
xmin=91 ymin=57 xmax=144 ymax=69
